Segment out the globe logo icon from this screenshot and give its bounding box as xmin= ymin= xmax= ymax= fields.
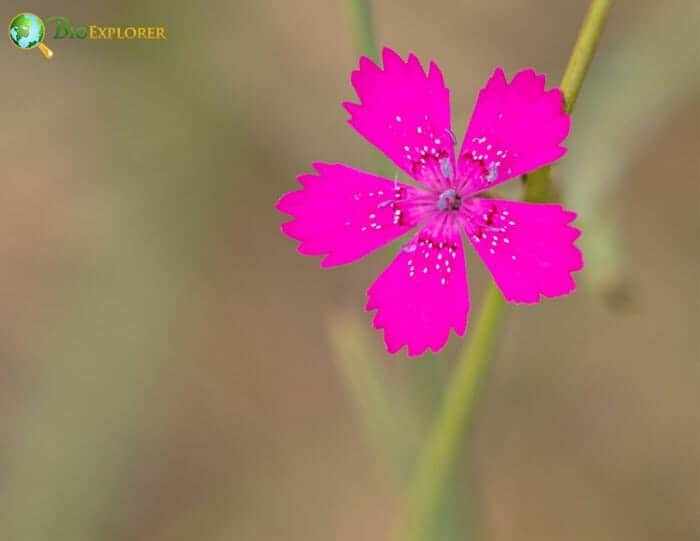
xmin=8 ymin=12 xmax=54 ymax=59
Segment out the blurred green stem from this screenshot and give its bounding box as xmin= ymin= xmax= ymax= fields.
xmin=401 ymin=1 xmax=612 ymax=539
xmin=402 ymin=286 xmax=505 ymax=539
xmin=349 ymin=0 xmax=379 ymax=60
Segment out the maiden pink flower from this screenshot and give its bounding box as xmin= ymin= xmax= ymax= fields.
xmin=276 ymin=48 xmax=583 ymax=356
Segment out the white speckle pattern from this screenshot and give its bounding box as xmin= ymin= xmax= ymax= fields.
xmin=405 ymin=233 xmax=460 ymax=287
xmin=458 ymin=133 xmax=517 ymax=190
xmin=392 ymin=119 xmax=455 ymax=186
xmin=347 ymin=185 xmax=413 ymax=236
xmin=463 ymin=201 xmax=521 ymax=262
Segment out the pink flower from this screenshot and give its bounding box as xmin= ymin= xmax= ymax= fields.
xmin=276 ymin=48 xmax=583 ymax=356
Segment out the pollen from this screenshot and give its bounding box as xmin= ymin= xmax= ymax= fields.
xmin=437 ymin=189 xmax=462 ymax=211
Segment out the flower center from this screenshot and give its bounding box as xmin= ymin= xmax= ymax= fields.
xmin=437 ymin=189 xmax=462 ymax=211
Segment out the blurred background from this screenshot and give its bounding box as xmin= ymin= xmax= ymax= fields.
xmin=1 ymin=0 xmax=698 ymax=539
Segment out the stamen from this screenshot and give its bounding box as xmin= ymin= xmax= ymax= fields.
xmin=439 ymin=158 xmax=454 ymax=180
xmin=437 ymin=189 xmax=462 ymax=211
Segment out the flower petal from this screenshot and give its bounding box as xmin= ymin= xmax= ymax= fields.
xmin=344 ymin=48 xmax=456 ymax=190
xmin=463 ymin=198 xmax=583 ymax=303
xmin=276 ymin=163 xmax=422 ymax=267
xmin=457 ymin=68 xmax=570 ymax=195
xmin=366 ymin=220 xmax=468 ymax=356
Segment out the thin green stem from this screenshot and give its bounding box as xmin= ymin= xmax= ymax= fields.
xmin=349 ymin=0 xmax=379 ymax=60
xmin=525 ymin=0 xmax=613 ymax=202
xmin=401 ymin=286 xmax=505 ymax=539
xmin=401 ymin=1 xmax=612 ymax=539
xmin=560 ymin=0 xmax=614 ymax=113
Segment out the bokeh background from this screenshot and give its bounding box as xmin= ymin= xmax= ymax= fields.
xmin=1 ymin=1 xmax=698 ymax=540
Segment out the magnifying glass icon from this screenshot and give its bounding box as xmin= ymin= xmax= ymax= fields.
xmin=9 ymin=13 xmax=54 ymax=59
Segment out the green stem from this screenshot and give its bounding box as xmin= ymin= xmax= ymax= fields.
xmin=349 ymin=0 xmax=379 ymax=60
xmin=401 ymin=286 xmax=505 ymax=539
xmin=559 ymin=0 xmax=614 ymax=113
xmin=401 ymin=1 xmax=612 ymax=539
xmin=525 ymin=0 xmax=613 ymax=202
